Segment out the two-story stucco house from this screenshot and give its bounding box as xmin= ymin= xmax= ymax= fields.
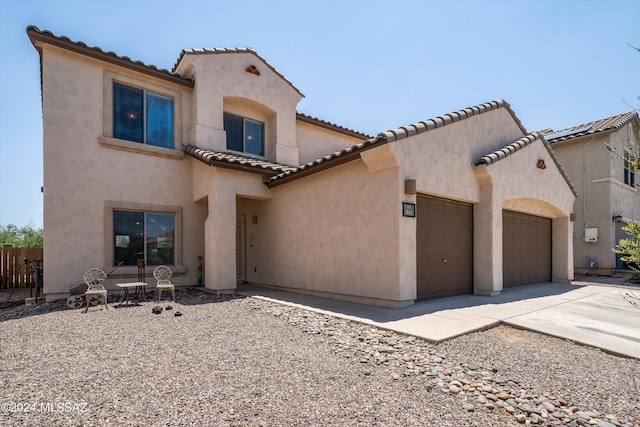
xmin=543 ymin=112 xmax=640 ymax=274
xmin=28 ymin=26 xmax=576 ymax=308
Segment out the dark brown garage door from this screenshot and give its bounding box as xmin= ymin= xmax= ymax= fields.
xmin=417 ymin=195 xmax=473 ymax=300
xmin=503 ymin=210 xmax=551 ymax=287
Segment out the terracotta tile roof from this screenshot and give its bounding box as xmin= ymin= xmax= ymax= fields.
xmin=296 ymin=112 xmax=372 ymax=139
xmin=475 ymin=133 xmax=578 ymax=196
xmin=183 ymin=144 xmax=297 ymax=175
xmin=174 ymin=48 xmax=303 ymax=97
xmin=26 ymin=26 xmax=193 ymax=88
xmin=542 ymin=111 xmax=638 ymax=144
xmin=266 ymin=99 xmax=526 ymax=188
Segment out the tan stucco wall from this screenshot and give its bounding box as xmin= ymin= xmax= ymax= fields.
xmin=257 ymin=160 xmax=406 ymax=307
xmin=176 ymin=53 xmax=303 ymax=166
xmin=38 ymin=44 xmax=205 ymax=300
xmin=245 ymin=109 xmax=575 ymax=305
xmin=191 ymin=162 xmax=272 ymax=292
xmin=475 ymin=141 xmax=575 ymax=291
xmin=391 ymin=108 xmax=574 ymax=295
xmin=295 ymin=121 xmax=366 ymax=164
xmin=35 ymin=35 xmax=577 ymax=306
xmin=551 ymin=122 xmax=640 ymax=273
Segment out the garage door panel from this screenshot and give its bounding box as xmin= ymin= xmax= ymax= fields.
xmin=417 ymin=195 xmax=473 ymax=300
xmin=503 ymin=210 xmax=551 ymax=287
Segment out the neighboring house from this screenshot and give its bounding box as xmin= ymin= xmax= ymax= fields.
xmin=28 ymin=26 xmax=576 ymax=308
xmin=543 ymin=111 xmax=640 ymax=274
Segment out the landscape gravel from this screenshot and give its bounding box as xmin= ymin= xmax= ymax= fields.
xmin=0 ymin=280 xmax=638 ymax=426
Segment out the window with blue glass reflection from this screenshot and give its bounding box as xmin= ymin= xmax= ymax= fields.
xmin=113 ymin=82 xmax=173 ymax=149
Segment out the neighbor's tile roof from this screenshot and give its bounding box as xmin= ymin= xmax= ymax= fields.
xmin=174 ymin=48 xmax=303 ymax=97
xmin=26 ymin=26 xmax=193 ymax=87
xmin=475 ymin=133 xmax=578 ymax=196
xmin=266 ymin=99 xmax=526 ymax=187
xmin=183 ymin=144 xmax=297 ymax=175
xmin=542 ymin=111 xmax=638 ymax=144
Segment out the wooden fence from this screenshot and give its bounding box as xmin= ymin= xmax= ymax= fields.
xmin=0 ymin=244 xmax=43 ymax=289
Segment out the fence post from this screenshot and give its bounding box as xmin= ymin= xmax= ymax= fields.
xmin=1 ymin=244 xmax=12 ymax=289
xmin=0 ymin=244 xmax=43 ymax=289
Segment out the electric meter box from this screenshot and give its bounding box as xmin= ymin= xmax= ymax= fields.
xmin=584 ymin=227 xmax=598 ymax=243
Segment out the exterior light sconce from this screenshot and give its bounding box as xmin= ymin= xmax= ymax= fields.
xmin=404 ymin=179 xmax=416 ymax=195
xmin=537 ymin=159 xmax=547 ymax=169
xmin=612 ymin=214 xmax=622 ymax=223
xmin=402 ymin=202 xmax=416 ymax=218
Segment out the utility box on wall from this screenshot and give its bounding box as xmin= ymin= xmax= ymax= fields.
xmin=584 ymin=227 xmax=598 ymax=243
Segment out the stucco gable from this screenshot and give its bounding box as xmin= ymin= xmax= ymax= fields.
xmin=475 ymin=133 xmax=578 ymax=196
xmin=173 ymin=48 xmax=304 ymax=98
xmin=267 ymin=99 xmax=527 ymax=188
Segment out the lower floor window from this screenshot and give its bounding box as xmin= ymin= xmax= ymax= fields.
xmin=114 ymin=210 xmax=175 ymax=266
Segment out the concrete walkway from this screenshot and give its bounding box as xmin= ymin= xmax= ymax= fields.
xmin=237 ymin=282 xmax=640 ymax=359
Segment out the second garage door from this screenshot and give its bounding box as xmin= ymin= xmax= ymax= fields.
xmin=503 ymin=210 xmax=551 ymax=287
xmin=416 ymin=195 xmax=473 ymax=300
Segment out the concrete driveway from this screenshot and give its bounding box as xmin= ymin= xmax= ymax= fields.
xmin=237 ymin=281 xmax=640 ymax=359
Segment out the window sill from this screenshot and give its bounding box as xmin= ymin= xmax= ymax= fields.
xmin=99 ymin=136 xmax=184 ymax=160
xmin=107 ymin=265 xmax=187 ymax=280
xmin=226 ymin=149 xmax=266 ymax=160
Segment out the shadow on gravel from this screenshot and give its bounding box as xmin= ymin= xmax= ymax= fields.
xmin=0 ymin=287 xmax=245 ymax=322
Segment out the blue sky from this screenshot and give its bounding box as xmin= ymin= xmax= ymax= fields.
xmin=0 ymin=0 xmax=638 ymax=228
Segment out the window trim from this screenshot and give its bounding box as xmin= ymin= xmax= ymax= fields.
xmin=104 ymin=201 xmax=184 ymax=277
xmin=103 ymin=71 xmax=182 ymax=154
xmin=624 ymin=150 xmax=636 ymax=187
xmin=224 ymin=112 xmax=265 ymax=157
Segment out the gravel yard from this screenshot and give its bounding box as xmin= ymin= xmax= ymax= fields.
xmin=1 ymin=277 xmax=639 ymax=426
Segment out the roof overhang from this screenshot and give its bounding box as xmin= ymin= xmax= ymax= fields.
xmin=27 ymin=26 xmax=194 ymax=88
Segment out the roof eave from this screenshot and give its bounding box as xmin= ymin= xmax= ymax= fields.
xmin=295 ymin=113 xmax=372 ymax=140
xmin=265 ymin=150 xmax=365 ymax=189
xmin=185 ymin=150 xmax=282 ymax=177
xmin=27 ymin=26 xmax=194 ymax=88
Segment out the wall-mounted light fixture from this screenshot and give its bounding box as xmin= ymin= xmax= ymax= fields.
xmin=537 ymin=159 xmax=547 ymax=169
xmin=402 ymin=202 xmax=416 ymax=217
xmin=404 ymin=179 xmax=416 ymax=195
xmin=612 ymin=214 xmax=623 ymax=223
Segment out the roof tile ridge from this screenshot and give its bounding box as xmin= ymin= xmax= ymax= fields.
xmin=378 ymin=99 xmax=509 ymax=143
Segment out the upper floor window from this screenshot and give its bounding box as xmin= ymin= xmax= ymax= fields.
xmin=624 ymin=152 xmax=636 ymax=187
xmin=224 ymin=112 xmax=264 ymax=156
xmin=113 ymin=82 xmax=174 ymax=149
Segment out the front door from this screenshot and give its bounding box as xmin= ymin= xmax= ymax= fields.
xmin=236 ymin=214 xmax=246 ymax=283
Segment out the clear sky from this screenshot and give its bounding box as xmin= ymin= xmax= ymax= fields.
xmin=0 ymin=0 xmax=638 ymax=228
